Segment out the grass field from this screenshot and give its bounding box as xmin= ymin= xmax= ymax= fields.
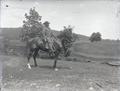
xmin=1 ymin=55 xmax=120 ymax=91
xmin=71 ymin=40 xmax=120 ymax=59
xmin=1 ymin=28 xmax=120 ymax=91
xmin=79 ymin=41 xmax=120 ymax=57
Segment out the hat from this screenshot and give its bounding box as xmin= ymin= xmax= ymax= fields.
xmin=43 ymin=21 xmax=50 ymax=25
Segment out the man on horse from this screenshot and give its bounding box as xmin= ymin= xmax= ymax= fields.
xmin=21 ymin=8 xmax=74 ymax=69
xmin=41 ymin=21 xmax=61 ymax=52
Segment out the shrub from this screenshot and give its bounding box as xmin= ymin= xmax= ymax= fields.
xmin=89 ymin=32 xmax=102 ymax=42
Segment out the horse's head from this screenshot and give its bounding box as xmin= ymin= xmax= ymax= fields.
xmin=60 ymin=39 xmax=72 ymax=57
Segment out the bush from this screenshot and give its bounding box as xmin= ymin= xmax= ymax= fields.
xmin=89 ymin=32 xmax=102 ymax=42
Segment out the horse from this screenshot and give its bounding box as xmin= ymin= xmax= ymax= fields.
xmin=26 ymin=36 xmax=66 ymax=69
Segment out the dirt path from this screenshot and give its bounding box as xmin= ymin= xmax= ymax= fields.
xmin=1 ymin=55 xmax=120 ymax=91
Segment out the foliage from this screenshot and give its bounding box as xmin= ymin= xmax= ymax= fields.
xmin=57 ymin=25 xmax=75 ymax=56
xmin=20 ymin=8 xmax=43 ymax=41
xmin=89 ymin=32 xmax=102 ymax=42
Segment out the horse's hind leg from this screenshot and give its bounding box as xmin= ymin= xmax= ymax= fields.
xmin=53 ymin=53 xmax=59 ymax=69
xmin=33 ymin=49 xmax=39 ymax=67
xmin=53 ymin=58 xmax=57 ymax=69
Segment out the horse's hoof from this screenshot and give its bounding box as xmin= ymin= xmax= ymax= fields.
xmin=35 ymin=65 xmax=37 ymax=67
xmin=28 ymin=66 xmax=31 ymax=69
xmin=54 ymin=68 xmax=58 ymax=71
xmin=27 ymin=64 xmax=31 ymax=69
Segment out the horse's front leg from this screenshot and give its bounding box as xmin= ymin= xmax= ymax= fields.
xmin=53 ymin=55 xmax=59 ymax=69
xmin=53 ymin=49 xmax=61 ymax=71
xmin=53 ymin=57 xmax=59 ymax=71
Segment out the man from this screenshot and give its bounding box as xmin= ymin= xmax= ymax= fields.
xmin=42 ymin=21 xmax=58 ymax=51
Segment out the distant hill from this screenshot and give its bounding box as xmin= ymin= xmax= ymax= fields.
xmin=0 ymin=28 xmax=22 ymax=40
xmin=0 ymin=28 xmax=120 ymax=60
xmin=0 ymin=28 xmax=89 ymax=41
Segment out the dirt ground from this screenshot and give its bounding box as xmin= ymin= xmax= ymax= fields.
xmin=1 ymin=55 xmax=120 ymax=91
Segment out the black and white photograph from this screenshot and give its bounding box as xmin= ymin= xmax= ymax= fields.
xmin=0 ymin=0 xmax=120 ymax=90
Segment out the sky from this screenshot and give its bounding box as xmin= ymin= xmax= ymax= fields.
xmin=1 ymin=0 xmax=120 ymax=39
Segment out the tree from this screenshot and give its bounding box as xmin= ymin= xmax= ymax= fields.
xmin=20 ymin=7 xmax=43 ymax=42
xmin=89 ymin=32 xmax=102 ymax=42
xmin=57 ymin=25 xmax=75 ymax=56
